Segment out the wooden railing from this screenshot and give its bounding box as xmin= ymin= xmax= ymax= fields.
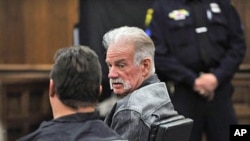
xmin=0 ymin=64 xmax=52 ymax=141
xmin=0 ymin=64 xmax=250 ymax=141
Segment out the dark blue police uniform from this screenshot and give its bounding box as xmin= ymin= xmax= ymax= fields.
xmin=147 ymin=0 xmax=246 ymax=141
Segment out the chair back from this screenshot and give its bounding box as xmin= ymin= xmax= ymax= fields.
xmin=149 ymin=115 xmax=193 ymax=141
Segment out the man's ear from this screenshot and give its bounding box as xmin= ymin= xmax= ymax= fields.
xmin=141 ymin=58 xmax=151 ymax=76
xmin=49 ymin=79 xmax=56 ymax=97
xmin=99 ymin=85 xmax=103 ymax=97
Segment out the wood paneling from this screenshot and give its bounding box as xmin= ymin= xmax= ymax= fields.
xmin=0 ymin=0 xmax=249 ymax=65
xmin=0 ymin=0 xmax=78 ymax=64
xmin=232 ymin=70 xmax=250 ymax=124
xmin=232 ymin=0 xmax=250 ymax=64
xmin=0 ymin=2 xmax=248 ymax=65
xmin=0 ymin=1 xmax=249 ymax=140
xmin=0 ymin=64 xmax=52 ymax=141
xmin=0 ymin=0 xmax=25 ymax=64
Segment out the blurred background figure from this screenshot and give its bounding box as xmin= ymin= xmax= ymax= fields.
xmin=147 ymin=0 xmax=246 ymax=141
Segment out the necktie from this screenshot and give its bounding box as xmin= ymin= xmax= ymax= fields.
xmin=190 ymin=1 xmax=214 ymax=67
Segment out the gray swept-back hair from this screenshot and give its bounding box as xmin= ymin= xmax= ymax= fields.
xmin=103 ymin=26 xmax=155 ymax=73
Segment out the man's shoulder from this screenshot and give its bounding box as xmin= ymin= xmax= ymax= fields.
xmin=18 ymin=120 xmax=126 ymax=141
xmin=134 ymin=82 xmax=169 ymax=98
xmin=115 ymin=82 xmax=171 ymax=113
xmin=16 ymin=131 xmax=67 ymax=141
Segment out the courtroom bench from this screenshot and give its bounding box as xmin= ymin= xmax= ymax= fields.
xmin=0 ymin=64 xmax=52 ymax=141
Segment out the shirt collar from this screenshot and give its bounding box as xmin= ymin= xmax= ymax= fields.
xmin=41 ymin=111 xmax=100 ymax=128
xmin=54 ymin=111 xmax=100 ymax=122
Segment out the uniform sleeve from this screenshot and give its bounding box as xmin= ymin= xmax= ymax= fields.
xmin=111 ymin=110 xmax=148 ymax=141
xmin=211 ymin=4 xmax=246 ymax=85
xmin=149 ymin=1 xmax=198 ymax=88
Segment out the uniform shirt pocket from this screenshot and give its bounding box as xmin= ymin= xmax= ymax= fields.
xmin=207 ymin=10 xmax=228 ymax=44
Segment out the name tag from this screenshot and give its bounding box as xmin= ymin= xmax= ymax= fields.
xmin=195 ymin=27 xmax=207 ymax=33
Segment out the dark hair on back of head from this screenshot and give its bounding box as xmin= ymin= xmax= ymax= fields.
xmin=50 ymin=46 xmax=102 ymax=109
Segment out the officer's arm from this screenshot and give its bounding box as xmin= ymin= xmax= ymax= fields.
xmin=149 ymin=1 xmax=197 ymax=88
xmin=211 ymin=4 xmax=246 ymax=85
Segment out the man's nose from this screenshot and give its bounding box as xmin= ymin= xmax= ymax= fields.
xmin=108 ymin=67 xmax=119 ymax=78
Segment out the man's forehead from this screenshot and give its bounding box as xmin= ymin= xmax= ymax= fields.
xmin=106 ymin=56 xmax=127 ymax=64
xmin=114 ymin=58 xmax=126 ymax=64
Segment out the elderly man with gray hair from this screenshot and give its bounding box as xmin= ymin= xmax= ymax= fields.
xmin=103 ymin=26 xmax=178 ymax=141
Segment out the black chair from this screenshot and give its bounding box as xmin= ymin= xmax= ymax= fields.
xmin=149 ymin=115 xmax=193 ymax=141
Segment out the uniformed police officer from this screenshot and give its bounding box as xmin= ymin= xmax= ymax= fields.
xmin=147 ymin=0 xmax=246 ymax=141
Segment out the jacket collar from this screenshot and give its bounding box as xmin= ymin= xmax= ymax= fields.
xmin=137 ymin=74 xmax=160 ymax=89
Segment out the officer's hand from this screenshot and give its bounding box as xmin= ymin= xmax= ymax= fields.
xmin=198 ymin=73 xmax=218 ymax=92
xmin=194 ymin=82 xmax=214 ymax=101
xmin=207 ymin=92 xmax=215 ymax=101
xmin=194 ymin=73 xmax=218 ymax=100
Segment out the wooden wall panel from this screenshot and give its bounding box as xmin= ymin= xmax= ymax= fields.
xmin=0 ymin=0 xmax=5 ymax=63
xmin=232 ymin=0 xmax=250 ymax=64
xmin=0 ymin=0 xmax=249 ymax=65
xmin=0 ymin=0 xmax=25 ymax=64
xmin=0 ymin=0 xmax=78 ymax=64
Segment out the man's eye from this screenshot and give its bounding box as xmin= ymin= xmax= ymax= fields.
xmin=107 ymin=64 xmax=112 ymax=69
xmin=118 ymin=64 xmax=125 ymax=69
